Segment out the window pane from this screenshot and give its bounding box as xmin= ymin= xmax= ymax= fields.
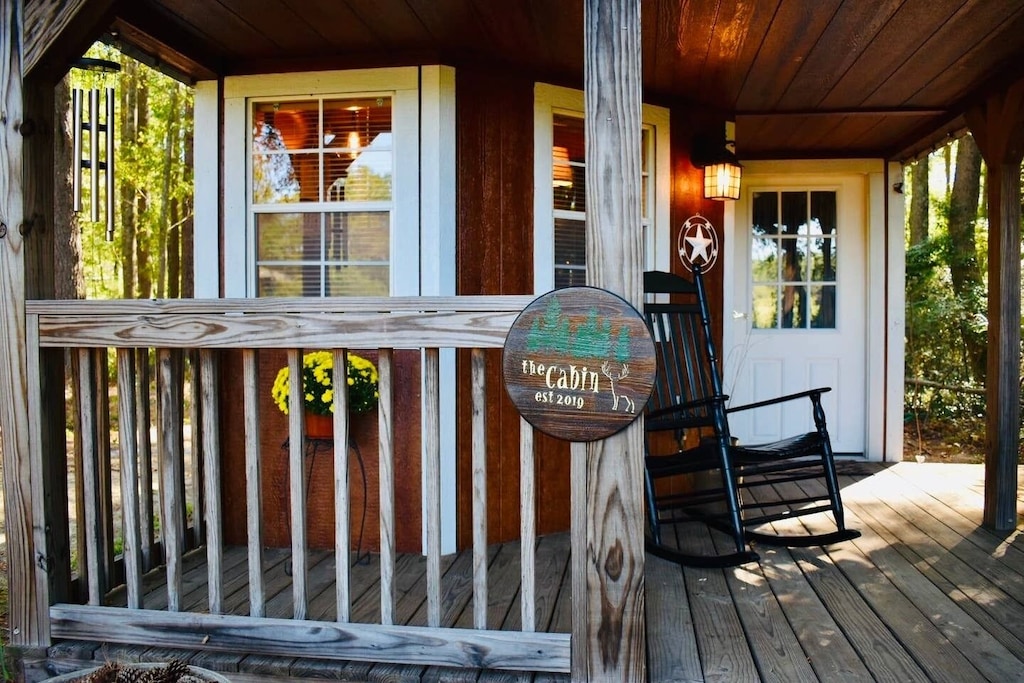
xmin=326 ymin=212 xmax=389 ymax=262
xmin=554 ymin=217 xmax=585 ymax=285
xmin=811 ymin=234 xmax=837 ymax=281
xmin=252 ymin=152 xmax=304 ymax=204
xmin=258 ymin=265 xmax=323 ymax=297
xmin=780 ymin=238 xmax=805 ymax=282
xmin=326 ymin=265 xmax=389 ymax=296
xmin=553 ymin=115 xmax=585 ymax=213
xmin=253 ymin=101 xmax=320 ymax=152
xmin=752 ymin=192 xmax=779 ymax=236
xmin=257 ymin=213 xmax=322 ymax=260
xmin=780 ymin=284 xmax=806 ymax=328
xmin=555 ymin=266 xmax=587 ymax=289
xmin=752 ymin=285 xmax=777 ymax=329
xmin=781 ymin=191 xmax=808 ymax=235
xmin=751 ymin=237 xmax=777 ymax=283
xmin=810 ymin=285 xmax=836 ymax=328
xmin=252 ymin=152 xmax=319 ymax=204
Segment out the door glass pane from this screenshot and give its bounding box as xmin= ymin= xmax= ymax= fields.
xmin=780 ymin=284 xmax=806 ymax=328
xmin=750 ymin=190 xmax=837 ymax=329
xmin=810 ymin=285 xmax=836 ymax=328
xmin=752 ymin=285 xmax=778 ymax=329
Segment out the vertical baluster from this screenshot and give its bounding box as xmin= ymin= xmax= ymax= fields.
xmin=287 ymin=349 xmax=308 ymax=619
xmin=116 ymin=349 xmax=143 ymax=609
xmin=243 ymin=349 xmax=265 ymax=618
xmin=158 ymin=348 xmax=184 ymax=610
xmin=68 ymin=350 xmax=88 ymax=602
xmin=135 ymin=349 xmax=155 ymax=571
xmin=520 ymin=417 xmax=536 ymax=633
xmin=570 ymin=441 xmax=588 ymax=679
xmin=378 ymin=348 xmax=395 ymax=625
xmin=77 ymin=349 xmax=101 ymax=605
xmin=332 ymin=349 xmax=351 ymax=622
xmin=200 ymin=349 xmax=222 ymax=613
xmin=190 ymin=350 xmax=205 ymax=549
xmin=471 ymin=348 xmax=488 ymax=629
xmin=94 ymin=348 xmax=115 ymax=590
xmin=424 ymin=348 xmax=442 ymax=627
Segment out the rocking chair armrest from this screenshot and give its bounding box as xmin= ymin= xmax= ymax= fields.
xmin=725 ymin=387 xmax=832 ymax=414
xmin=647 ymin=394 xmax=729 ymax=419
xmin=645 ymin=395 xmax=729 ymax=432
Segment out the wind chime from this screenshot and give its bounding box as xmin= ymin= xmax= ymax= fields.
xmin=71 ymin=58 xmax=119 ymax=240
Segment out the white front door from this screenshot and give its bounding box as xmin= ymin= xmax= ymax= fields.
xmin=725 ymin=174 xmax=866 ymax=454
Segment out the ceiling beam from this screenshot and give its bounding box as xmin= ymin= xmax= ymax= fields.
xmin=24 ymin=0 xmax=118 ymax=80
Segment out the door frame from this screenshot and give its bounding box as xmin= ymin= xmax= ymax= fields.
xmin=722 ymin=159 xmax=905 ymax=462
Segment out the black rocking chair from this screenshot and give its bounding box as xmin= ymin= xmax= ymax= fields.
xmin=642 ymin=267 xmax=860 ymax=568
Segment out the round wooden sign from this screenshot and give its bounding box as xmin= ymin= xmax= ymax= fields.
xmin=502 ymin=287 xmax=656 ymax=442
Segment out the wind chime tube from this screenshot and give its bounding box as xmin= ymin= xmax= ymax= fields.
xmin=90 ymin=88 xmax=100 ymax=223
xmin=106 ymin=87 xmax=116 ymax=240
xmin=72 ymin=89 xmax=83 ymax=212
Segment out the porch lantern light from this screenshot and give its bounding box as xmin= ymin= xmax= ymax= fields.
xmin=704 ymin=158 xmax=742 ymax=201
xmin=692 ymin=121 xmax=742 ymax=201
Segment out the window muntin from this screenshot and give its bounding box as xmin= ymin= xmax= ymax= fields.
xmin=751 ymin=190 xmax=838 ymax=329
xmin=250 ymin=96 xmax=393 ymax=296
xmin=550 ymin=113 xmax=653 ymax=289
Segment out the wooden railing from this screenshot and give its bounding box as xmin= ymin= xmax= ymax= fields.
xmin=26 ymin=296 xmax=575 ymax=673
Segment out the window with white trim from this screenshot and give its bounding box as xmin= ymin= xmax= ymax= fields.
xmin=534 ymin=84 xmax=670 ymax=292
xmin=251 ymin=96 xmax=393 ymax=296
xmin=219 ymin=68 xmax=425 ymax=299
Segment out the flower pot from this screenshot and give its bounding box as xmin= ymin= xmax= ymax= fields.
xmin=305 ymin=411 xmax=333 ymax=439
xmin=42 ymin=662 xmax=232 ymax=682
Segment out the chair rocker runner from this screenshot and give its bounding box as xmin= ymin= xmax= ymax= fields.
xmin=642 ymin=267 xmax=860 ymax=568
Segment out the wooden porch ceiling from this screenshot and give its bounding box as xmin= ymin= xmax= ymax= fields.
xmin=24 ymin=0 xmax=1024 ymax=161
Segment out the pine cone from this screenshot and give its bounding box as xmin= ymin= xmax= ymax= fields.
xmin=114 ymin=666 xmax=150 ymax=683
xmin=84 ymin=662 xmax=120 ymax=683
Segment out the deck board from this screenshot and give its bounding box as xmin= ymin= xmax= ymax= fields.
xmin=42 ymin=463 xmax=1024 ymax=682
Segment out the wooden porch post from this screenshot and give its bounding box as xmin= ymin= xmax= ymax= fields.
xmin=0 ymin=0 xmax=50 ymax=647
xmin=579 ymin=0 xmax=645 ymax=680
xmin=965 ymin=81 xmax=1024 ymax=531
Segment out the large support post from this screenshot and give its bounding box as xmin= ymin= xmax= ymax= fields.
xmin=578 ymin=1 xmax=645 ymax=680
xmin=0 ymin=0 xmax=50 ymax=647
xmin=966 ymin=82 xmax=1024 ymax=531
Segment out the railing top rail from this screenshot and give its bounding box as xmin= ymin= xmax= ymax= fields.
xmin=28 ymin=296 xmax=535 ymax=350
xmin=27 ymin=295 xmax=535 ymax=316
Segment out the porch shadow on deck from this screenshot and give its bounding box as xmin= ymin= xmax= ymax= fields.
xmin=39 ymin=462 xmax=1024 ymax=682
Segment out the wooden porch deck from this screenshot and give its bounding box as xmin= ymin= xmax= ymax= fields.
xmin=40 ymin=462 xmax=1024 ymax=682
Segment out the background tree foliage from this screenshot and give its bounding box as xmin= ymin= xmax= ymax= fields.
xmin=66 ymin=43 xmax=194 ymax=301
xmin=903 ymin=134 xmax=1013 ymax=457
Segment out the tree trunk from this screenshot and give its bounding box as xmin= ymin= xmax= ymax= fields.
xmin=167 ymin=196 xmax=180 ymax=298
xmin=157 ymin=87 xmax=179 ymax=299
xmin=55 ymin=75 xmax=84 ymax=300
xmin=119 ymin=57 xmax=138 ymax=298
xmin=908 ymin=157 xmax=929 ymax=246
xmin=181 ymin=97 xmax=194 ymax=298
xmin=136 ymin=82 xmax=152 ymax=299
xmin=947 ymin=134 xmax=985 ymax=379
